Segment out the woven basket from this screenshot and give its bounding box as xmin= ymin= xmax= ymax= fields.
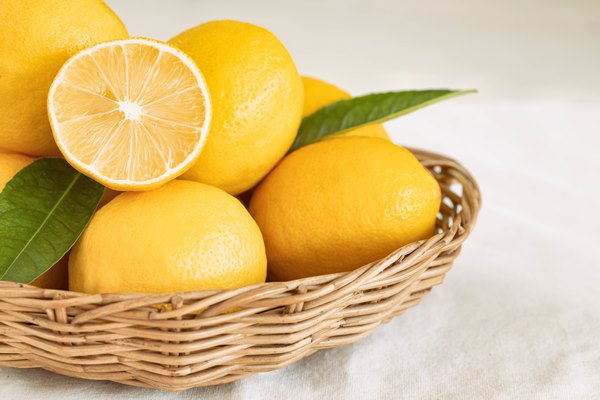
xmin=0 ymin=148 xmax=480 ymax=391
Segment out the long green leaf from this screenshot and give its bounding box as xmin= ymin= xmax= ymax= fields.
xmin=0 ymin=158 xmax=104 ymax=283
xmin=291 ymin=89 xmax=476 ymax=151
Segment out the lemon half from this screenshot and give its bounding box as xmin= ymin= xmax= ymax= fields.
xmin=48 ymin=38 xmax=211 ymax=191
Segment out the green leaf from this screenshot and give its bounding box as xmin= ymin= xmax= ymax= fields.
xmin=0 ymin=158 xmax=104 ymax=283
xmin=291 ymin=89 xmax=476 ymax=151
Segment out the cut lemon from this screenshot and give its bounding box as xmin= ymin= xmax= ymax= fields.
xmin=48 ymin=38 xmax=211 ymax=191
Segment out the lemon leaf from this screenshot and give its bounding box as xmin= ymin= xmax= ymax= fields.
xmin=0 ymin=159 xmax=104 ymax=283
xmin=291 ymin=89 xmax=476 ymax=151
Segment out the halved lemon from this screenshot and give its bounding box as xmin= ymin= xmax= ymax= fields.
xmin=48 ymin=38 xmax=211 ymax=191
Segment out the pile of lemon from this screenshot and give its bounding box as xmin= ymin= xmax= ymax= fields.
xmin=0 ymin=0 xmax=441 ymax=294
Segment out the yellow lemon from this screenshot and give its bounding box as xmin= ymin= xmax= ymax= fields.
xmin=170 ymin=20 xmax=303 ymax=195
xmin=0 ymin=153 xmax=67 ymax=289
xmin=249 ymin=137 xmax=441 ymax=281
xmin=69 ymin=180 xmax=267 ymax=294
xmin=0 ymin=0 xmax=128 ymax=157
xmin=302 ymin=76 xmax=388 ymax=139
xmin=48 ymin=38 xmax=211 ymax=191
xmin=0 ymin=153 xmax=35 ymax=189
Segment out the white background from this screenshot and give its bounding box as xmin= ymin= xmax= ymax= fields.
xmin=2 ymin=0 xmax=600 ymax=398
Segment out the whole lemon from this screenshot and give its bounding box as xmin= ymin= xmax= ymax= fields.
xmin=170 ymin=20 xmax=303 ymax=195
xmin=0 ymin=153 xmax=68 ymax=289
xmin=0 ymin=153 xmax=35 ymax=189
xmin=0 ymin=0 xmax=128 ymax=156
xmin=69 ymin=180 xmax=267 ymax=294
xmin=249 ymin=137 xmax=441 ymax=281
xmin=302 ymin=76 xmax=388 ymax=139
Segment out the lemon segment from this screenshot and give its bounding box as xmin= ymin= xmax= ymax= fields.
xmin=48 ymin=38 xmax=211 ymax=191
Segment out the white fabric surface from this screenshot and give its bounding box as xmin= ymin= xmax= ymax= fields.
xmin=2 ymin=1 xmax=600 ymax=398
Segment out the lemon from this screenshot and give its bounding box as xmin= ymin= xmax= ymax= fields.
xmin=70 ymin=180 xmax=267 ymax=294
xmin=0 ymin=153 xmax=68 ymax=289
xmin=0 ymin=0 xmax=128 ymax=157
xmin=302 ymin=76 xmax=388 ymax=139
xmin=0 ymin=153 xmax=35 ymax=189
xmin=249 ymin=137 xmax=441 ymax=281
xmin=170 ymin=20 xmax=303 ymax=195
xmin=48 ymin=38 xmax=211 ymax=191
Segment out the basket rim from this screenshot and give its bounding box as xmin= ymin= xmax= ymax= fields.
xmin=0 ymin=147 xmax=481 ymax=300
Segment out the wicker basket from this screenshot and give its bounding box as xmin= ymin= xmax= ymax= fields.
xmin=0 ymin=148 xmax=480 ymax=391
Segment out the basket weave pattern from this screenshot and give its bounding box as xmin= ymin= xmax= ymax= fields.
xmin=0 ymin=149 xmax=480 ymax=391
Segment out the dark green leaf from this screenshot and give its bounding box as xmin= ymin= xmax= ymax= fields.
xmin=291 ymin=89 xmax=476 ymax=151
xmin=0 ymin=158 xmax=104 ymax=283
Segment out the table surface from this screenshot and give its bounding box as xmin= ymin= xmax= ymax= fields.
xmin=2 ymin=1 xmax=599 ymax=399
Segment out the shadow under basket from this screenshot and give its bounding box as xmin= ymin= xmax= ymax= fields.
xmin=0 ymin=148 xmax=481 ymax=391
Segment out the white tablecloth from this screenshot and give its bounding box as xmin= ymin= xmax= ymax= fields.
xmin=2 ymin=1 xmax=599 ymax=398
